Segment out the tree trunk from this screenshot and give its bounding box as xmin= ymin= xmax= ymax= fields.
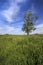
xmin=27 ymin=32 xmax=29 ymax=35
xmin=27 ymin=27 xmax=29 ymax=35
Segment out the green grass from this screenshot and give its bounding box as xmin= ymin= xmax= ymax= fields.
xmin=0 ymin=35 xmax=43 ymax=65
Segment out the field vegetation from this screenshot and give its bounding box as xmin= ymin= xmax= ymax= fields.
xmin=0 ymin=35 xmax=43 ymax=65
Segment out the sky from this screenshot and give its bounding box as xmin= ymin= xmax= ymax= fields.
xmin=0 ymin=0 xmax=43 ymax=34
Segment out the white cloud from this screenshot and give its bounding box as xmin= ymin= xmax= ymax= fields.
xmin=2 ymin=1 xmax=19 ymax=22
xmin=0 ymin=25 xmax=25 ymax=34
xmin=2 ymin=0 xmax=26 ymax=23
xmin=31 ymin=23 xmax=43 ymax=34
xmin=2 ymin=5 xmax=20 ymax=22
xmin=36 ymin=23 xmax=43 ymax=28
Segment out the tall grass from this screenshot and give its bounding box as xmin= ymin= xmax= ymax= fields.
xmin=0 ymin=35 xmax=43 ymax=65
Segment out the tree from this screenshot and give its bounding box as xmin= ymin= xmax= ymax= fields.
xmin=22 ymin=10 xmax=38 ymax=35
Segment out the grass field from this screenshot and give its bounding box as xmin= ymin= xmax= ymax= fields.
xmin=0 ymin=35 xmax=43 ymax=65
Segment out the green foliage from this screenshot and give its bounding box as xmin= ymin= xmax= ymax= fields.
xmin=22 ymin=10 xmax=38 ymax=35
xmin=0 ymin=35 xmax=43 ymax=65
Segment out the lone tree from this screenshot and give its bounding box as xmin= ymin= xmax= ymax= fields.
xmin=22 ymin=10 xmax=38 ymax=35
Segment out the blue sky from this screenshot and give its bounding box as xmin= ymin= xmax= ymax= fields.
xmin=0 ymin=0 xmax=43 ymax=34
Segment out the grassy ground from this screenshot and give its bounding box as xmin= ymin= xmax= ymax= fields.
xmin=0 ymin=35 xmax=43 ymax=65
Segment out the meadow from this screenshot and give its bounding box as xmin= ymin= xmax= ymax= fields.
xmin=0 ymin=35 xmax=43 ymax=65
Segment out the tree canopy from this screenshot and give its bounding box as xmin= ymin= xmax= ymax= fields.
xmin=22 ymin=10 xmax=38 ymax=35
